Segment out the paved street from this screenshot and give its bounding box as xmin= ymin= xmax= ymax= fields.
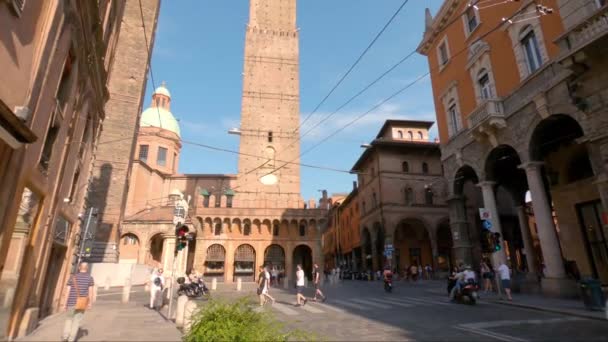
xmin=253 ymin=280 xmax=608 ymax=341
xmin=90 ymin=279 xmax=608 ymax=341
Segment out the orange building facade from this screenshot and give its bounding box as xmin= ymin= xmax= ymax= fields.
xmin=418 ymin=0 xmax=608 ymax=295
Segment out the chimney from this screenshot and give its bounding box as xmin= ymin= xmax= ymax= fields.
xmin=353 ymin=181 xmax=358 ymax=191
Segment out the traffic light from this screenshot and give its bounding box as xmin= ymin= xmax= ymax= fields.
xmin=493 ymin=232 xmax=502 ymax=252
xmin=175 ymin=224 xmax=189 ymax=252
xmin=481 ymin=230 xmax=494 ymax=253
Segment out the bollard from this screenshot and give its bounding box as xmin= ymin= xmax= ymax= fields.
xmin=211 ymin=277 xmax=217 ymax=291
xmin=283 ymin=277 xmax=289 ymax=289
xmin=93 ymin=285 xmax=98 ymax=303
xmin=3 ymin=287 xmax=15 ymax=309
xmin=175 ymin=295 xmax=188 ymax=328
xmin=183 ymin=300 xmax=198 ymax=335
xmin=236 ymin=277 xmax=242 ymax=291
xmin=122 ymin=278 xmax=131 ymax=304
xmin=105 ymin=277 xmax=111 ymax=290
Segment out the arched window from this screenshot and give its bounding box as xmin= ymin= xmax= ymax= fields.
xmin=244 ymin=223 xmax=251 ymax=236
xmin=422 ymin=162 xmax=429 ymax=174
xmin=478 ymin=69 xmax=492 ymax=99
xmin=418 ymin=131 xmax=423 ymax=140
xmin=398 ymin=130 xmax=403 ymax=139
xmin=214 ymin=223 xmax=222 ymax=236
xmin=407 ymin=131 xmax=413 ymax=140
xmin=402 ymin=161 xmax=409 ymax=173
xmin=425 ymin=189 xmax=434 ymax=205
xmin=265 ymin=146 xmax=276 ymax=167
xmin=299 ymin=225 xmax=306 ymax=237
xmin=122 ymin=234 xmax=139 ymax=245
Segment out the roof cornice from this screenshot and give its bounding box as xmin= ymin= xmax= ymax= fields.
xmin=417 ymin=0 xmax=463 ymax=55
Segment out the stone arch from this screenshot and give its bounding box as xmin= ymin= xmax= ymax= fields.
xmin=436 ymin=218 xmax=453 ymax=272
xmin=195 ymin=217 xmax=205 ymax=235
xmin=234 ymin=244 xmax=256 ymax=282
xmin=148 ymin=233 xmax=164 ymax=266
xmin=204 ymin=244 xmax=226 ymax=282
xmin=484 ymin=144 xmax=528 ymax=204
xmin=361 ymin=227 xmax=372 ymax=270
xmin=232 ymin=218 xmax=242 ymax=234
xmin=223 ymin=218 xmax=231 ymax=233
xmin=262 ymin=219 xmax=272 ymax=234
xmin=264 ymin=244 xmax=285 ymax=271
xmin=293 ymin=244 xmax=313 ymax=280
xmin=119 ymin=233 xmax=140 ymax=263
xmin=253 ymin=219 xmax=262 ymax=234
xmin=298 ymin=219 xmax=308 ymax=237
xmin=272 ymin=219 xmax=281 ymax=236
xmin=243 ymin=218 xmax=252 ymax=236
xmin=453 ymin=165 xmax=480 ymax=196
xmin=290 ymin=219 xmax=298 ymax=236
xmin=280 ymin=219 xmax=289 ymax=237
xmin=204 ymin=217 xmax=213 ymax=234
xmin=394 ymin=218 xmax=432 ymax=272
xmin=213 ymin=218 xmax=222 ymax=236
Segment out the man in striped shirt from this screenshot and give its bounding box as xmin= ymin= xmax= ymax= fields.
xmin=62 ymin=262 xmax=94 ymax=342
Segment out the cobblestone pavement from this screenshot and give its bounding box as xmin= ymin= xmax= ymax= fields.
xmin=93 ymin=280 xmax=608 ymax=341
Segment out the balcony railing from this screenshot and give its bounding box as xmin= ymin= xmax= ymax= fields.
xmin=558 ymin=5 xmax=608 ymax=58
xmin=467 ymin=98 xmax=505 ymax=131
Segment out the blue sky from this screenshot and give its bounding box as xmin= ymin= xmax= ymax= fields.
xmin=143 ymin=0 xmax=443 ymax=201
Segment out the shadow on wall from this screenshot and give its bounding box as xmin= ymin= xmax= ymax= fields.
xmin=88 ymin=164 xmax=112 ymax=256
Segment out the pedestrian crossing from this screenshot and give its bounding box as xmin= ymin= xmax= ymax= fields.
xmin=262 ymin=295 xmax=454 ymax=317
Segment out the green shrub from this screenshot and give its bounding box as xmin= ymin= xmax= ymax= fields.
xmin=184 ymin=298 xmax=317 ymax=342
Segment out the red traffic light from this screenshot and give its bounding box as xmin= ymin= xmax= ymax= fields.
xmin=176 ymin=224 xmax=189 ymax=237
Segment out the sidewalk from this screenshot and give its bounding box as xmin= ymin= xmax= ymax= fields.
xmin=18 ymin=301 xmax=181 ymax=341
xmin=424 ymin=281 xmax=607 ymax=321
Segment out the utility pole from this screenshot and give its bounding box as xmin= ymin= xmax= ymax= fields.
xmin=167 ymin=190 xmax=190 ymax=319
xmin=77 ymin=207 xmax=97 ymax=266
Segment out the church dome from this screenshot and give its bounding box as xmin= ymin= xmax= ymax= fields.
xmin=140 ymin=82 xmax=180 ymax=137
xmin=154 ymin=84 xmax=171 ymax=97
xmin=140 ymin=107 xmax=181 ymax=137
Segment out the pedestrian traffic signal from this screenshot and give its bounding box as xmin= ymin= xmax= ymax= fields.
xmin=494 ymin=232 xmax=502 ymax=252
xmin=175 ymin=224 xmax=189 ymax=253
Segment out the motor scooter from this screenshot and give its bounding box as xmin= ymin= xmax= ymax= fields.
xmin=384 ymin=277 xmax=393 ymax=293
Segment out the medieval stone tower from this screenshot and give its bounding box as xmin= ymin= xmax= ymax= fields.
xmin=87 ymin=0 xmax=161 ymax=262
xmin=236 ymin=0 xmax=301 ymax=209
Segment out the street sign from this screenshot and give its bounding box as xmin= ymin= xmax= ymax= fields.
xmin=483 ymin=220 xmax=492 ymax=230
xmin=384 ymin=250 xmax=393 ymax=257
xmin=479 ymin=208 xmax=492 ymax=221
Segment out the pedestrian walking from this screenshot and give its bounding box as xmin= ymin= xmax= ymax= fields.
xmin=480 ymin=259 xmax=494 ymax=292
xmin=295 ymin=264 xmax=308 ymax=306
xmin=410 ymin=264 xmax=419 ymax=282
xmin=312 ymin=264 xmax=327 ymax=302
xmin=425 ymin=264 xmax=433 ymax=280
xmin=497 ymin=262 xmax=513 ymax=301
xmin=257 ymin=266 xmax=275 ymax=306
xmin=271 ymin=266 xmax=278 ymax=287
xmin=149 ymin=268 xmax=165 ymax=310
xmin=61 ymin=262 xmax=94 ymax=342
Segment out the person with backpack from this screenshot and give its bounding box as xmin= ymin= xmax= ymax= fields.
xmin=257 ymin=266 xmax=275 ymax=306
xmin=149 ymin=268 xmax=165 ymax=310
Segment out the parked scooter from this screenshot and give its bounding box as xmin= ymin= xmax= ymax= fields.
xmin=177 ymin=277 xmax=210 ymax=299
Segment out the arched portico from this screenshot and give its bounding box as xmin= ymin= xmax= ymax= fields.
xmin=393 ymin=219 xmax=432 ymax=274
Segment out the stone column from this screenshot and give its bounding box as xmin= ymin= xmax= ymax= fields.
xmin=430 ymin=235 xmax=439 ymax=271
xmin=284 ymin=242 xmax=294 ymax=287
xmin=224 ymin=241 xmax=235 ymax=283
xmin=370 ymin=240 xmax=379 ymax=272
xmin=516 ymin=206 xmax=538 ymax=275
xmin=351 ymin=250 xmax=357 ymax=271
xmin=477 ymin=182 xmax=508 ymax=266
xmin=520 ymin=162 xmax=565 ymax=278
xmin=447 ymin=195 xmax=473 ymax=266
xmin=520 ymin=162 xmax=573 ymax=296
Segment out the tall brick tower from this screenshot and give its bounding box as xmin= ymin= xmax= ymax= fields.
xmin=236 ymin=0 xmax=301 ymax=209
xmin=87 ymin=0 xmax=161 ymax=262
